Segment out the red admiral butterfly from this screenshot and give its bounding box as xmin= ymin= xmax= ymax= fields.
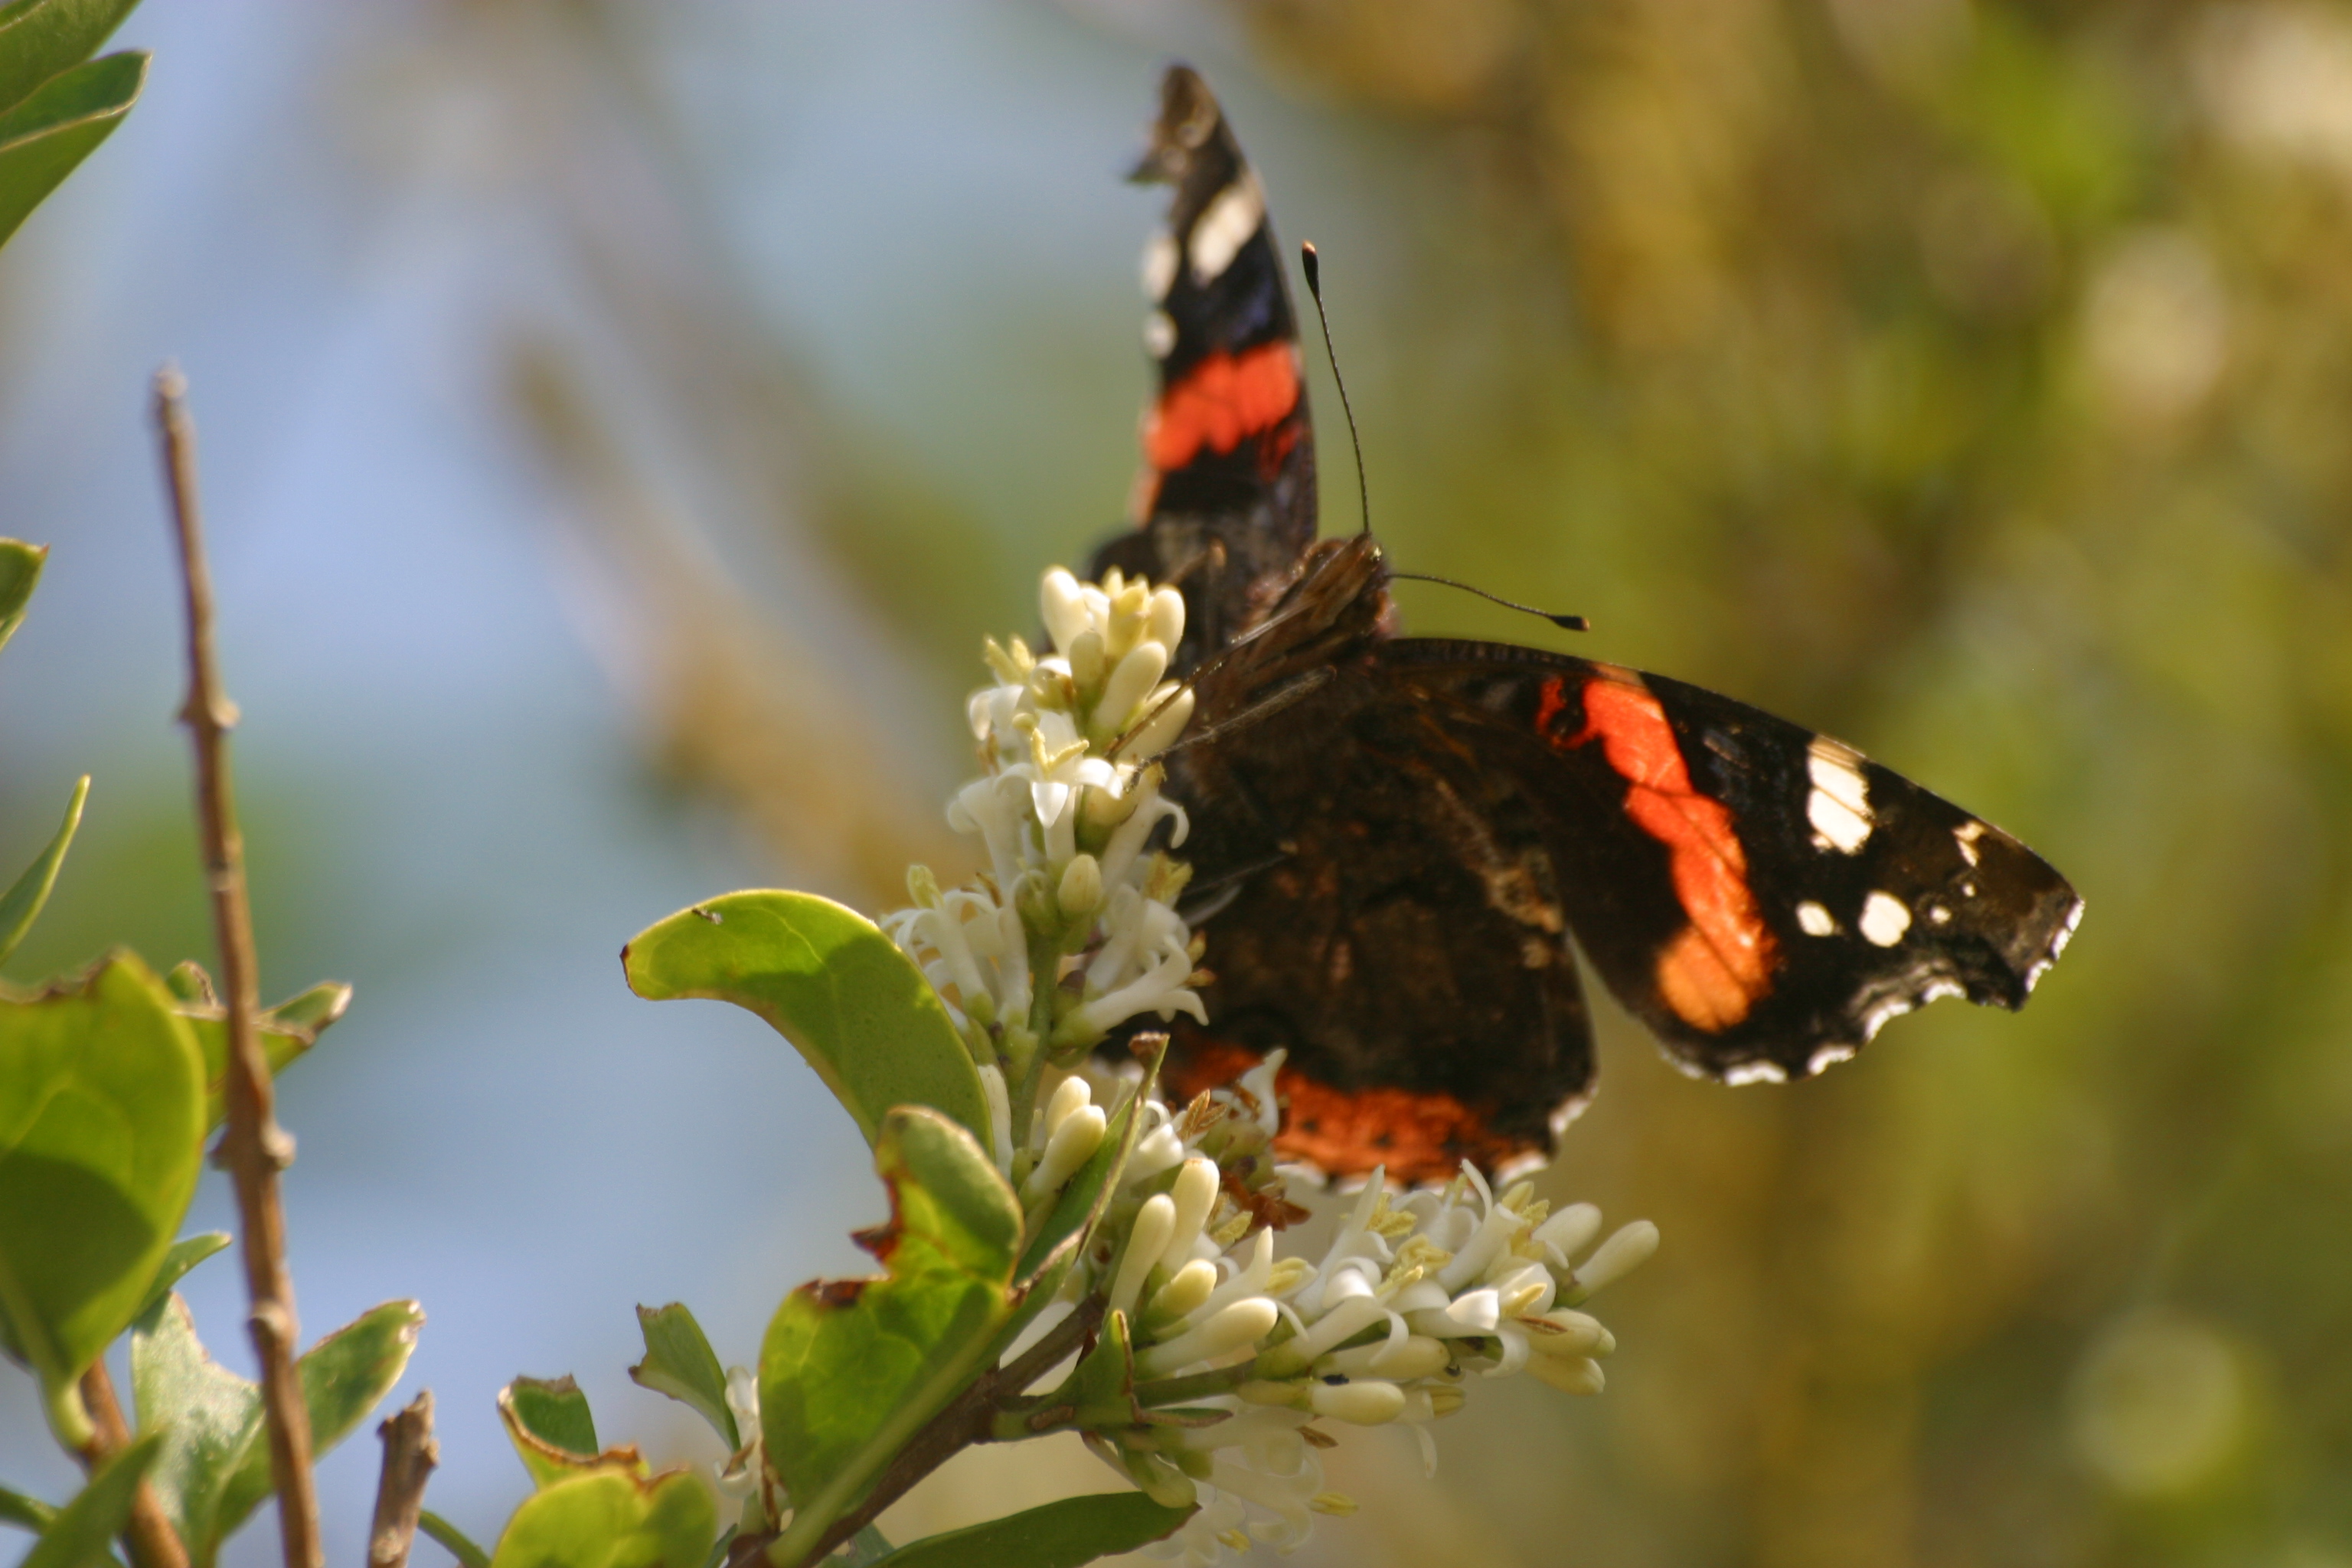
xmin=1090 ymin=67 xmax=2082 ymax=1184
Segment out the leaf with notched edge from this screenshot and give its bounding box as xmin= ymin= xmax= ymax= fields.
xmin=760 ymin=1108 xmax=1023 ymax=1567
xmin=486 ymin=1466 xmax=715 ymax=1568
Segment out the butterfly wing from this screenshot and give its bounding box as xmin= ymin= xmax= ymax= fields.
xmin=1384 ymin=640 xmax=2084 ymax=1083
xmin=1161 ymin=647 xmax=1594 ymax=1185
xmin=1087 ymin=65 xmax=1317 ymax=670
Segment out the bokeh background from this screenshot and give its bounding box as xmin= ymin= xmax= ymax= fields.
xmin=5 ymin=2 xmax=2350 ymax=1564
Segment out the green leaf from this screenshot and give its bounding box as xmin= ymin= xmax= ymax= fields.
xmin=0 ymin=537 xmax=44 ymax=652
xmin=0 ymin=49 xmax=142 ymax=250
xmin=177 ymin=979 xmax=351 ymax=1132
xmin=20 ymin=1432 xmax=162 ymax=1568
xmin=1 ymin=1478 xmax=59 ymax=1531
xmin=622 ymin=891 xmax=988 ymax=1152
xmin=130 ymin=1295 xmax=258 ymax=1568
xmin=133 ymin=1293 xmax=424 ymax=1567
xmin=486 ymin=1467 xmax=715 ymax=1568
xmin=418 ymin=1510 xmax=492 ymax=1568
xmin=0 ymin=773 xmax=87 ymax=968
xmin=212 ymin=1298 xmax=423 ymax=1544
xmin=129 ymin=1231 xmax=230 ymax=1327
xmin=826 ymin=1524 xmax=893 ymax=1566
xmin=0 ymin=952 xmax=204 ymax=1446
xmin=499 ymin=1377 xmax=604 ymax=1489
xmin=0 ymin=0 xmax=140 ymax=117
xmin=866 ymin=1492 xmax=1194 ymax=1568
xmin=763 ymin=1107 xmax=1024 ymax=1566
xmin=628 ymin=1304 xmax=737 ymax=1450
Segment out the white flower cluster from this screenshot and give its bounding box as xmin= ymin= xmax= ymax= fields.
xmin=883 ymin=567 xmax=1207 ymax=1181
xmin=1072 ymin=1060 xmax=1658 ymax=1563
xmin=880 ymin=567 xmax=1660 ymax=1564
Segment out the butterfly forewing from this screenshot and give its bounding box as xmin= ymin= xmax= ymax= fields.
xmin=1387 ymin=641 xmax=2084 ymax=1083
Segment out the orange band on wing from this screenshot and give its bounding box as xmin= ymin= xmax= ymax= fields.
xmin=1144 ymin=342 xmax=1301 ymax=473
xmin=1552 ymin=674 xmax=1778 ymax=1031
xmin=1165 ymin=1040 xmax=1533 ymax=1184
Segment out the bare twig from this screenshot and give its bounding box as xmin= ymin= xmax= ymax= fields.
xmin=367 ymin=1393 xmax=438 ymax=1568
xmin=155 ymin=365 xmax=322 ymax=1568
xmin=76 ymin=1361 xmax=190 ymax=1568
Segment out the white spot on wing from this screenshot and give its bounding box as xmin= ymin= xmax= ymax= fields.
xmin=1143 ymin=309 xmax=1176 ymax=358
xmin=1927 ymin=903 xmax=1952 ymax=924
xmin=1859 ymin=891 xmax=1913 ymax=947
xmin=1806 ymin=1042 xmax=1857 ymax=1074
xmin=1807 ymin=737 xmax=1873 ymax=854
xmin=1954 ymin=820 xmax=1985 ymax=867
xmin=1187 ymin=172 xmax=1264 ymax=283
xmin=1796 ymin=900 xmax=1838 ymax=937
xmin=2024 ymin=896 xmax=2086 ymax=993
xmin=1723 ymin=1060 xmax=1788 ymax=1085
xmin=1142 ymin=230 xmax=1178 ymax=300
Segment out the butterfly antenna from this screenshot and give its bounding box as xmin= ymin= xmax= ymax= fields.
xmin=1389 ymin=570 xmax=1590 ymax=632
xmin=1300 ymin=243 xmax=1370 ymax=538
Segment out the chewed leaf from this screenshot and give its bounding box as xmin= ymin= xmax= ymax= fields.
xmin=0 ymin=774 xmax=87 ymax=968
xmin=761 ymin=1108 xmax=1022 ymax=1566
xmin=0 ymin=952 xmax=204 ymax=1444
xmin=622 ymin=891 xmax=988 ymax=1152
xmin=865 ymin=1492 xmax=1194 ymax=1568
xmin=500 ymin=1377 xmax=639 ymax=1491
xmin=486 ymin=1466 xmax=715 ymax=1568
xmin=628 ymin=1304 xmax=737 ymax=1450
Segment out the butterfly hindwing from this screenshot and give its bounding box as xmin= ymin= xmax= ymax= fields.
xmin=1162 ymin=622 xmax=1593 ymax=1184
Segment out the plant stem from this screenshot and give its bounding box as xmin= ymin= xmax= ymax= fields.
xmin=154 ymin=366 xmax=322 ymax=1568
xmin=367 ymin=1392 xmax=438 ymax=1568
xmin=742 ymin=1298 xmax=1106 ymax=1568
xmin=75 ymin=1361 xmax=189 ymax=1568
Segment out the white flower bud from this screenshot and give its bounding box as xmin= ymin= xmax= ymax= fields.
xmin=1160 ymin=1157 xmax=1220 ymax=1273
xmin=1057 ymin=853 xmax=1103 ymax=917
xmin=1111 ymin=1195 xmax=1177 ymax=1318
xmin=1042 ymin=1074 xmax=1093 ymax=1142
xmin=1136 ymin=1297 xmax=1279 ymax=1377
xmin=1097 ymin=640 xmax=1170 ymax=731
xmin=1144 ymin=1259 xmax=1219 ymax=1325
xmin=1040 ymin=567 xmax=1091 ymax=653
xmin=1309 ymin=1378 xmax=1406 ymax=1426
xmin=1520 ymin=1309 xmax=1614 ymax=1359
xmin=1571 ymin=1220 xmax=1658 ymax=1296
xmin=1023 ymin=1106 xmax=1106 ymax=1200
xmin=1123 ymin=684 xmax=1195 ymax=760
xmin=1524 ymin=1354 xmax=1607 ymax=1396
xmin=1146 ymin=586 xmax=1185 ymax=652
xmin=1318 ymin=1334 xmax=1450 ymax=1381
xmin=1067 ymin=628 xmax=1106 ymax=690
xmin=977 ymin=1064 xmax=1013 ymax=1177
xmin=1533 ymin=1201 xmax=1603 ymax=1264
